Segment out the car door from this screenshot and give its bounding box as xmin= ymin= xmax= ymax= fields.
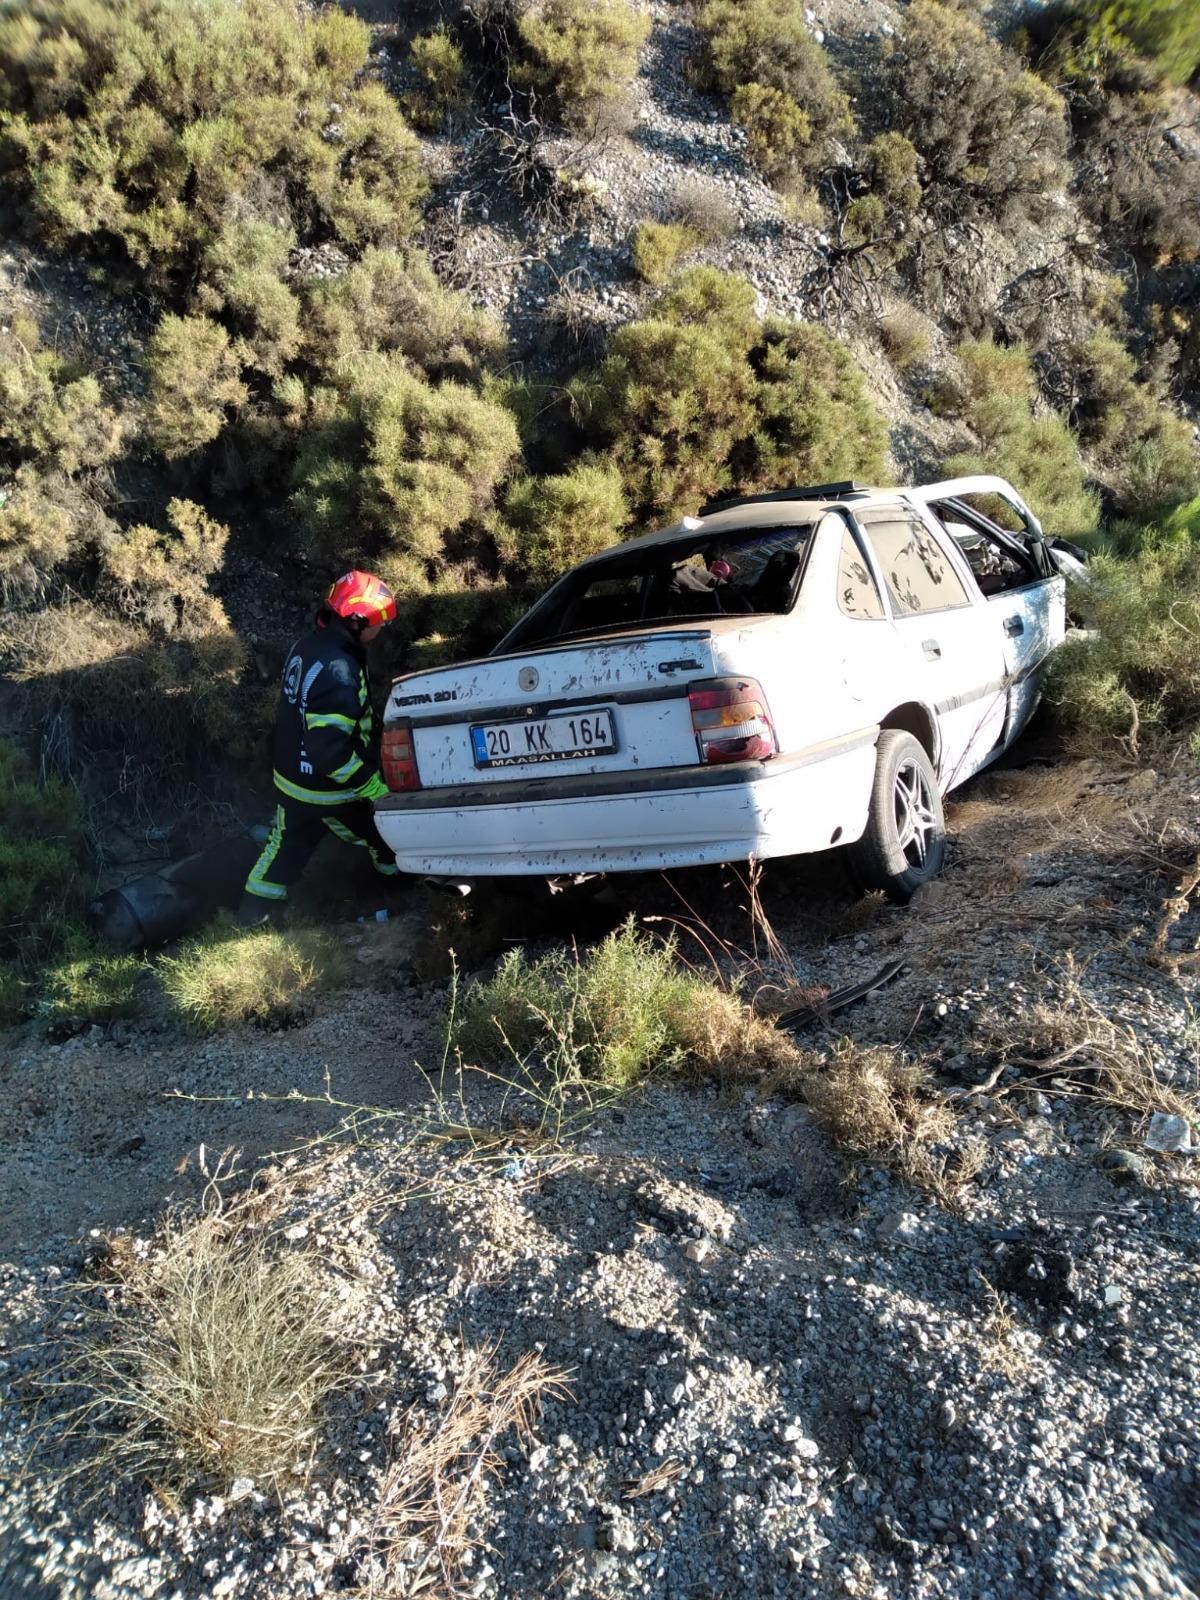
xmin=855 ymin=505 xmax=1007 ymax=791
xmin=922 ymin=495 xmax=1067 ymax=747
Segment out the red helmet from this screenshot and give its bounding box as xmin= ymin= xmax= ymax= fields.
xmin=326 ymin=570 xmax=397 ymax=628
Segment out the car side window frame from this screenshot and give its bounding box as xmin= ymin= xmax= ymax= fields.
xmin=831 ymin=510 xmax=889 ymax=621
xmin=853 ymin=503 xmax=976 ymax=619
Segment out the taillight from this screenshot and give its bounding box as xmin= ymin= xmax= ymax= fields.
xmin=688 ymin=677 xmax=778 ymax=765
xmin=381 ymin=722 xmax=422 ymax=791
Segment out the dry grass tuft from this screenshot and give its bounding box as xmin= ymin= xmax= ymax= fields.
xmin=47 ymin=1194 xmax=353 ymax=1496
xmin=980 ymin=979 xmax=1199 ymax=1126
xmin=159 ymin=922 xmax=349 ymax=1030
xmin=665 ymin=983 xmax=803 ymax=1079
xmin=800 ymin=1041 xmax=969 ymax=1196
xmin=974 ymin=1272 xmax=1036 ymax=1379
xmin=363 ymin=1344 xmax=570 ymax=1598
xmin=623 ymin=1457 xmax=686 ymax=1499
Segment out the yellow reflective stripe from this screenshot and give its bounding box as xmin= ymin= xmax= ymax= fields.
xmin=244 ymin=879 xmax=286 ymax=900
xmin=329 ymin=752 xmax=365 ymax=783
xmin=273 ymin=771 xmax=360 ymax=805
xmin=246 ymin=807 xmax=288 ymax=897
xmin=305 ymin=712 xmax=356 ymax=731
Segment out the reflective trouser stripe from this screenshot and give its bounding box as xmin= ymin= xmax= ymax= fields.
xmin=322 ymin=815 xmax=401 ymax=875
xmin=245 ymin=807 xmax=289 ymax=899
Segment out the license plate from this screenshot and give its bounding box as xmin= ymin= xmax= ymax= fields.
xmin=470 ymin=709 xmax=616 ymax=768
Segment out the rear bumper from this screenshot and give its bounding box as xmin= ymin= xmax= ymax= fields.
xmin=374 ymin=730 xmax=878 ymax=876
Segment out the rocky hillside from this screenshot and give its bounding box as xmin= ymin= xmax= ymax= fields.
xmin=2 ymin=1 xmax=1200 ymax=1597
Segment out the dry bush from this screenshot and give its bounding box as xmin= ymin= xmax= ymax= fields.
xmin=364 ymin=1344 xmax=569 ymax=1598
xmin=800 ymin=1041 xmax=966 ymax=1195
xmin=668 ymin=180 xmax=739 ymax=243
xmin=697 ymin=0 xmax=853 ymax=157
xmin=880 ymin=306 xmax=932 ymax=373
xmin=883 ymin=0 xmax=1068 ymax=221
xmin=159 ymin=923 xmax=350 ymax=1031
xmin=969 ymin=973 xmax=1199 ymax=1125
xmin=0 ymin=598 xmax=257 ymax=799
xmin=48 ymin=1198 xmax=353 ymax=1495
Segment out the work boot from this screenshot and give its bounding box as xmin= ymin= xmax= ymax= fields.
xmin=236 ymin=892 xmax=287 ymax=929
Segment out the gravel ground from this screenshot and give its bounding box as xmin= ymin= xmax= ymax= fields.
xmin=2 ymin=750 xmax=1199 ymax=1599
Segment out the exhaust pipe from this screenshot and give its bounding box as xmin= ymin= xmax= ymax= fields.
xmin=422 ymin=875 xmax=473 ymax=898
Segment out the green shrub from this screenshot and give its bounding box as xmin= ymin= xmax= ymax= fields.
xmin=144 ymin=315 xmax=248 ymax=459
xmin=943 ymin=339 xmax=1099 ymax=535
xmin=654 ymin=266 xmax=762 ymax=351
xmin=577 ymin=269 xmax=887 ymax=518
xmin=741 ymin=320 xmax=890 ymax=491
xmin=517 ymin=0 xmax=649 ymax=127
xmin=458 ymin=918 xmax=788 ymax=1088
xmin=0 ymin=0 xmax=425 ymax=281
xmin=584 ymin=316 xmax=759 ymax=517
xmin=44 ymin=939 xmax=142 ymax=1024
xmin=160 ymin=923 xmax=349 ymax=1030
xmin=494 ymin=459 xmax=628 ymax=580
xmin=405 ymin=25 xmax=467 ymax=130
xmin=304 ymin=82 xmax=427 ymax=250
xmin=0 ymin=324 xmax=123 ymax=599
xmin=0 ymin=963 xmax=25 ymax=1025
xmin=196 ymin=222 xmax=301 ymax=377
xmin=289 ymin=354 xmax=522 ymax=569
xmin=1049 ymin=529 xmax=1200 ymax=752
xmin=0 ymin=738 xmax=88 ymax=970
xmin=100 ymin=498 xmax=231 ymax=636
xmin=631 ymin=221 xmax=703 ymax=286
xmin=698 ymin=0 xmax=852 ymax=153
xmin=730 ymin=82 xmax=814 ymax=187
xmin=1031 ymin=0 xmax=1200 ymax=89
xmin=1066 ymin=330 xmax=1199 ymax=514
xmin=883 ymin=0 xmax=1068 ymax=219
xmin=866 ymin=132 xmax=922 ymax=213
xmin=303 ymin=248 xmax=505 ymax=381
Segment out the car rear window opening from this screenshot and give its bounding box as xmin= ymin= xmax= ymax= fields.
xmin=514 ymin=523 xmax=817 ymax=647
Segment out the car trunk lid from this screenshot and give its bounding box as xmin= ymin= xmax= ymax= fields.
xmin=383 ymin=629 xmax=721 ymax=789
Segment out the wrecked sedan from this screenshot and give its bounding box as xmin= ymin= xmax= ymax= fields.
xmin=374 ymin=475 xmax=1076 ymax=901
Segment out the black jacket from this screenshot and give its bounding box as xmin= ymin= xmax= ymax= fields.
xmin=270 ymin=615 xmax=386 ymax=806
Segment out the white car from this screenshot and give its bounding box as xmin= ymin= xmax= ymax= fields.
xmin=374 ymin=475 xmax=1074 ymax=901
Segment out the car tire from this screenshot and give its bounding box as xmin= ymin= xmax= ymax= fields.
xmin=846 ymin=730 xmax=945 ymax=904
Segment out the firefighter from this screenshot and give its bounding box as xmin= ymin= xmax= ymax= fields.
xmin=238 ymin=570 xmax=402 ymax=923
